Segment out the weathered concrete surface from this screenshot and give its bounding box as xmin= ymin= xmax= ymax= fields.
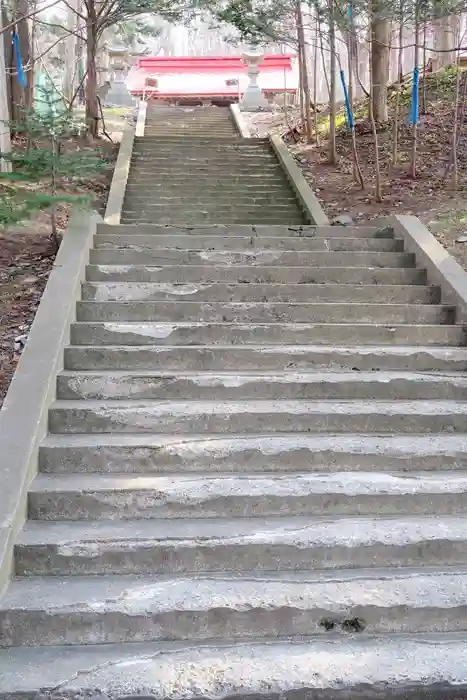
xmin=380 ymin=214 xmax=467 ymax=323
xmin=0 ymin=636 xmax=466 ymax=700
xmin=89 ymin=248 xmax=417 ymax=266
xmin=75 ymin=300 xmax=453 ymax=324
xmin=93 ymin=234 xmax=404 ymax=251
xmin=14 ymin=516 xmax=467 ymax=575
xmin=81 ymin=281 xmax=434 ymax=303
xmin=63 ymin=344 xmax=467 ymax=372
xmin=103 ymin=104 xmax=140 ymax=225
xmin=95 ymin=224 xmax=391 ymax=237
xmin=122 ymin=112 xmax=308 ymax=226
xmin=68 ymin=321 xmax=465 ymax=347
xmin=29 ymin=471 xmax=467 ymax=519
xmin=56 ymin=370 xmax=467 ymax=401
xmin=38 ymin=433 xmax=467 ymax=474
xmin=86 ymin=263 xmax=427 ymax=284
xmin=48 ymin=398 xmax=467 ymax=435
xmin=270 ymin=133 xmax=329 ymax=226
xmin=2 ymin=569 xmax=467 ymax=646
xmin=3 ymin=106 xmax=467 ymax=696
xmin=0 ymin=211 xmax=99 ymax=595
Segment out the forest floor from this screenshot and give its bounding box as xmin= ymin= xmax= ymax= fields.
xmin=0 ymin=105 xmax=131 ymax=406
xmin=247 ymin=68 xmax=467 ymax=268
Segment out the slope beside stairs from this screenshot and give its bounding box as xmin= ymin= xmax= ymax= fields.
xmin=1 ymin=104 xmax=467 ymax=697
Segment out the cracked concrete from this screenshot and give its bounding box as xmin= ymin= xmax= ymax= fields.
xmin=3 ymin=104 xmax=467 ymax=696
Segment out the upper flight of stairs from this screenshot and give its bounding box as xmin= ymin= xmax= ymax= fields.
xmin=1 ymin=106 xmax=467 ymax=697
xmin=122 ymin=105 xmax=306 ymax=225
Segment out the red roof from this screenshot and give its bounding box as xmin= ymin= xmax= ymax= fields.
xmin=135 ymin=54 xmax=295 ymax=74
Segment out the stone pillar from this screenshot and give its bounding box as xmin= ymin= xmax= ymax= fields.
xmin=239 ymin=46 xmax=269 ymax=111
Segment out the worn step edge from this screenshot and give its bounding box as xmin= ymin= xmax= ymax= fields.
xmin=94 ymin=225 xmax=392 ymax=238
xmin=47 ymin=399 xmax=467 ymax=436
xmin=28 ymin=470 xmax=467 ymax=519
xmin=0 ymin=635 xmax=466 ymax=698
xmin=2 ymin=569 xmax=467 ymax=646
xmin=68 ymin=322 xmax=465 ymax=348
xmin=80 ymin=283 xmax=436 ymax=304
xmin=55 ymin=369 xmax=467 ymax=402
xmin=75 ymin=301 xmax=454 ymax=325
xmin=91 ymin=238 xmax=403 ymax=253
xmin=15 ymin=515 xmax=467 ymax=575
xmin=62 ymin=344 xmax=467 ymax=372
xmin=85 ymin=265 xmax=428 ymax=285
xmin=37 ymin=433 xmax=467 ymax=474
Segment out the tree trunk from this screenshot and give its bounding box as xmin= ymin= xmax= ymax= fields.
xmin=63 ymin=0 xmax=80 ymax=105
xmin=85 ymin=5 xmax=99 ymax=138
xmin=328 ymin=0 xmax=337 ymax=164
xmin=9 ymin=0 xmax=32 ymax=126
xmin=370 ymin=0 xmax=390 ymax=122
xmin=432 ymin=8 xmax=459 ymax=71
xmin=296 ymin=1 xmax=312 ymax=144
xmin=409 ymin=0 xmax=420 ymax=178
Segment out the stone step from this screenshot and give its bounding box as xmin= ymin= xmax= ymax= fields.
xmin=95 ymin=224 xmax=392 ymax=238
xmin=0 ymin=635 xmax=465 ymax=699
xmin=133 ymin=140 xmax=268 ymax=146
xmin=124 ymin=183 xmax=294 ymax=193
xmin=93 ymin=235 xmax=403 ymax=253
xmin=2 ymin=569 xmax=467 ymax=647
xmin=131 ymin=150 xmax=276 ymax=158
xmin=135 ymin=135 xmax=267 ymax=143
xmin=121 ymin=203 xmax=303 ymax=214
xmin=29 ymin=471 xmax=467 ymax=519
xmin=130 ymin=160 xmax=281 ymax=170
xmin=128 ymin=165 xmax=286 ymax=174
xmin=138 ymin=135 xmax=255 ymax=142
xmin=120 ymin=216 xmax=308 ymax=225
xmin=75 ymin=300 xmax=453 ymax=324
xmin=56 ymin=370 xmax=467 ymax=401
xmin=81 ymin=282 xmax=437 ymax=304
xmin=121 ymin=202 xmax=303 ymax=211
xmin=63 ymin=344 xmax=467 ymax=372
xmin=89 ymin=249 xmax=415 ymax=267
xmin=122 ymin=196 xmax=300 ymax=207
xmin=130 ymin=157 xmax=278 ymax=166
xmin=86 ymin=264 xmax=426 ymax=285
xmin=69 ymin=321 xmax=465 ymax=347
xmin=129 ymin=167 xmax=284 ymax=176
xmin=48 ymin=399 xmax=467 ymax=435
xmin=143 ymin=132 xmax=239 ymax=137
xmin=127 ymin=174 xmax=291 ymax=183
xmin=37 ymin=433 xmax=467 ymax=475
xmin=15 ymin=515 xmax=467 ymax=575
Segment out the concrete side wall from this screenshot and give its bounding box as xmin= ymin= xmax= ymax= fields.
xmin=0 ymin=211 xmax=99 ymax=595
xmin=269 ymin=135 xmax=329 ymax=226
xmin=230 ymin=104 xmax=250 ymax=137
xmin=378 ymin=215 xmax=467 ymax=325
xmin=229 ymin=104 xmax=329 ymax=226
xmin=104 ymin=101 xmax=143 ymax=225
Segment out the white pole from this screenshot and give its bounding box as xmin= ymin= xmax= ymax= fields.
xmin=0 ymin=1 xmax=12 ymax=173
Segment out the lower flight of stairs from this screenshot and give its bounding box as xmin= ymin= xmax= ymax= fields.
xmin=1 ymin=222 xmax=467 ymax=697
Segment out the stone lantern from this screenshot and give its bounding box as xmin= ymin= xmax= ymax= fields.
xmin=239 ymin=45 xmax=269 ymax=111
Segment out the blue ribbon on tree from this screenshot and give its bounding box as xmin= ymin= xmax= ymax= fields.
xmin=409 ymin=66 xmax=420 ymax=125
xmin=12 ymin=30 xmax=26 ymax=88
xmin=340 ymin=69 xmax=354 ymax=130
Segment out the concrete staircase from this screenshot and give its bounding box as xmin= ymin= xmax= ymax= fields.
xmin=1 ymin=106 xmax=467 ymax=697
xmin=121 ymin=105 xmax=306 ymax=225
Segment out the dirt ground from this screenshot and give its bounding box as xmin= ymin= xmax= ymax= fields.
xmin=0 ymin=105 xmax=129 ymax=406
